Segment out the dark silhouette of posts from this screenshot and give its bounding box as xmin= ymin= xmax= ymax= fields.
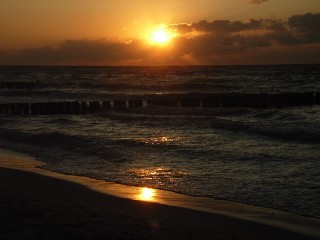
xmin=72 ymin=101 xmax=80 ymax=114
xmin=0 ymin=82 xmax=37 ymax=89
xmin=147 ymin=98 xmax=180 ymax=107
xmin=129 ymin=100 xmax=143 ymax=108
xmin=81 ymin=101 xmax=88 ymax=114
xmin=102 ymin=101 xmax=111 ymax=110
xmin=113 ymin=100 xmax=127 ymax=109
xmin=180 ymin=98 xmax=201 ymax=107
xmin=1 ymin=92 xmax=320 ymax=116
xmin=88 ymin=101 xmax=101 ymax=113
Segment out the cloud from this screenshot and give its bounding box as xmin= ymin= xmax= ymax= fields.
xmin=1 ymin=13 xmax=319 ymax=65
xmin=289 ymin=13 xmax=320 ymax=43
xmin=164 ymin=13 xmax=320 ymax=63
xmin=171 ymin=13 xmax=320 ymax=48
xmin=191 ymin=19 xmax=262 ymax=33
xmin=249 ymin=0 xmax=268 ymax=4
xmin=1 ymin=39 xmax=151 ymax=65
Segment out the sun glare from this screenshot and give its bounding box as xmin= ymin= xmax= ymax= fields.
xmin=150 ymin=26 xmax=172 ymax=45
xmin=138 ymin=187 xmax=156 ymax=201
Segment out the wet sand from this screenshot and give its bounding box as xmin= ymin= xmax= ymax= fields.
xmin=0 ymin=148 xmax=319 ymax=240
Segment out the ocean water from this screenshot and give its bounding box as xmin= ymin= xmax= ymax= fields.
xmin=0 ymin=65 xmax=320 ymax=218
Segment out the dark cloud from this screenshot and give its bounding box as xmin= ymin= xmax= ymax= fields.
xmin=289 ymin=13 xmax=320 ymax=43
xmin=167 ymin=13 xmax=320 ymax=63
xmin=169 ymin=19 xmax=262 ymax=34
xmin=171 ymin=13 xmax=320 ymax=48
xmin=1 ymin=13 xmax=319 ymax=65
xmin=190 ymin=19 xmax=262 ymax=33
xmin=249 ymin=0 xmax=268 ymax=4
xmin=1 ymin=39 xmax=150 ymax=65
xmin=168 ymin=23 xmax=192 ymax=34
xmin=263 ymin=20 xmax=299 ymax=45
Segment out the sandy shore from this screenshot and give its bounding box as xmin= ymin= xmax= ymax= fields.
xmin=0 ymin=148 xmax=319 ymax=240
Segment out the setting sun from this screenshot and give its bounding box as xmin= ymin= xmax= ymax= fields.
xmin=150 ymin=27 xmax=172 ymax=45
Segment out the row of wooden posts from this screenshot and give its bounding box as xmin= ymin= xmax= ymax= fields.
xmin=0 ymin=100 xmax=140 ymax=115
xmin=0 ymin=92 xmax=319 ymax=115
xmin=0 ymin=82 xmax=38 ymax=90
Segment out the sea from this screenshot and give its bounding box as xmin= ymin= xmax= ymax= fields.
xmin=0 ymin=65 xmax=319 ymax=218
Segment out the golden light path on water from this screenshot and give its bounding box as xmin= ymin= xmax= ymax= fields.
xmin=137 ymin=187 xmax=157 ymax=201
xmin=137 ymin=135 xmax=181 ymax=145
xmin=129 ymin=134 xmax=185 ymax=203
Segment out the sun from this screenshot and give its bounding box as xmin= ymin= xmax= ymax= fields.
xmin=152 ymin=29 xmax=170 ymax=44
xmin=150 ymin=26 xmax=172 ymax=45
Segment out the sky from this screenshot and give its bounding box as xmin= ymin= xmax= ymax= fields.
xmin=1 ymin=0 xmax=319 ymax=65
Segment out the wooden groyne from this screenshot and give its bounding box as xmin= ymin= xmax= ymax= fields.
xmin=0 ymin=93 xmax=319 ymax=115
xmin=0 ymin=100 xmax=144 ymax=115
xmin=0 ymin=82 xmax=39 ymax=89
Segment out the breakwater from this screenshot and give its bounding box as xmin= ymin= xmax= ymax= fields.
xmin=0 ymin=82 xmax=39 ymax=89
xmin=0 ymin=92 xmax=319 ymax=115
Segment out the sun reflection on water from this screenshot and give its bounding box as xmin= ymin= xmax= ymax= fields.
xmin=137 ymin=187 xmax=156 ymax=201
xmin=138 ymin=136 xmax=181 ymax=145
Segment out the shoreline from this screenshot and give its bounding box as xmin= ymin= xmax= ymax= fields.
xmin=0 ymin=147 xmax=319 ymax=239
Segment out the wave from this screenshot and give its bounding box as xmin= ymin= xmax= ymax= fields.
xmin=210 ymin=117 xmax=320 ymax=143
xmin=0 ymin=127 xmax=181 ymax=162
xmin=247 ymin=109 xmax=307 ymax=122
xmin=45 ymin=116 xmax=79 ymax=125
xmin=97 ymin=107 xmax=249 ymax=120
xmin=0 ymin=128 xmax=117 ymax=162
xmin=0 ymin=128 xmax=90 ymax=149
xmin=0 ymin=122 xmax=213 ymax=171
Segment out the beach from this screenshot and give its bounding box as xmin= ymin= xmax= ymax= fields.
xmin=1 ymin=65 xmax=320 ymax=219
xmin=0 ymin=148 xmax=319 ymax=240
xmin=1 ymin=0 xmax=320 ymax=236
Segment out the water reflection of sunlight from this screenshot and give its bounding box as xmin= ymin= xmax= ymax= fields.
xmin=138 ymin=187 xmax=156 ymax=201
xmin=139 ymin=136 xmax=181 ymax=145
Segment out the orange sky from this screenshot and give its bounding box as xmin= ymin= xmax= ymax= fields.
xmin=1 ymin=0 xmax=319 ymax=65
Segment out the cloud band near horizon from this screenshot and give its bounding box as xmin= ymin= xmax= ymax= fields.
xmin=249 ymin=0 xmax=268 ymax=4
xmin=1 ymin=13 xmax=319 ymax=65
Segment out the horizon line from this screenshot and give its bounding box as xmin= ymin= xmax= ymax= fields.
xmin=1 ymin=63 xmax=319 ymax=68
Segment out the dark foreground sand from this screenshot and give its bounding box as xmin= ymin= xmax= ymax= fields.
xmin=1 ymin=167 xmax=319 ymax=240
